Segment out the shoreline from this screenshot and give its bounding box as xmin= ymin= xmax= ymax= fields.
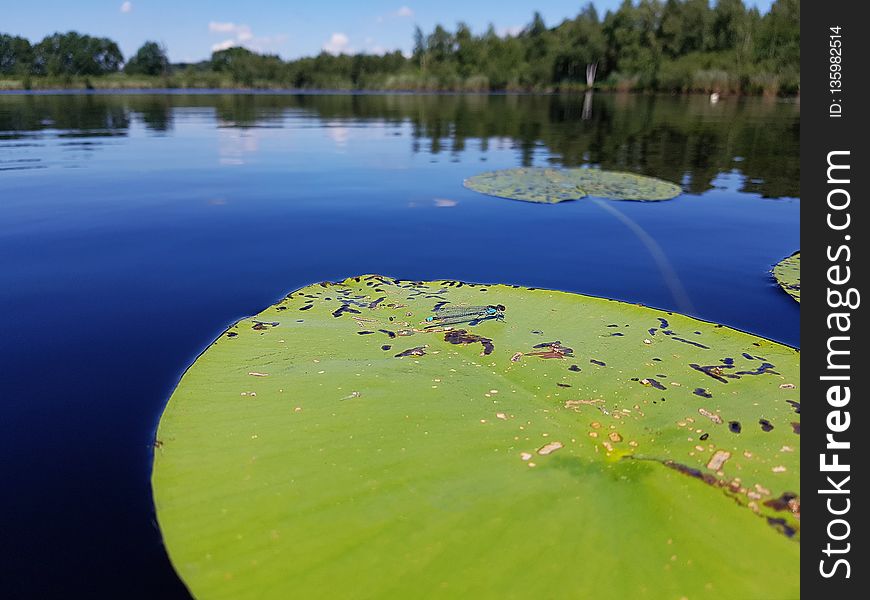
xmin=0 ymin=85 xmax=800 ymax=98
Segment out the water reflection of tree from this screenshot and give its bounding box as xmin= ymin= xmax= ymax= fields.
xmin=0 ymin=94 xmax=130 ymax=135
xmin=0 ymin=93 xmax=798 ymax=198
xmin=135 ymin=97 xmax=173 ymax=132
xmin=387 ymin=93 xmax=800 ymax=198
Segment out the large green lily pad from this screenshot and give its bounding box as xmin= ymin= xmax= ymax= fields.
xmin=773 ymin=252 xmax=800 ymax=302
xmin=153 ymin=276 xmax=799 ymax=599
xmin=463 ymin=167 xmax=683 ymax=203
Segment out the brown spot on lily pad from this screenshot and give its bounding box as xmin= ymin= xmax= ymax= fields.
xmin=395 ymin=346 xmax=427 ymax=358
xmin=763 ymin=492 xmax=800 ymax=516
xmin=706 ymin=450 xmax=731 ymax=471
xmin=444 ymin=329 xmax=494 ymax=355
xmin=527 ymin=342 xmax=574 ymax=359
xmin=698 ymin=408 xmax=722 ymax=424
xmin=537 ymin=441 xmax=564 ymax=456
xmin=564 ymin=399 xmax=603 ymax=410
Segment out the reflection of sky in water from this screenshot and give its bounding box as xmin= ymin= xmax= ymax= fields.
xmin=0 ymin=92 xmax=799 ymax=598
xmin=217 ymin=128 xmax=259 ymax=166
xmin=326 ymin=124 xmax=350 ymax=148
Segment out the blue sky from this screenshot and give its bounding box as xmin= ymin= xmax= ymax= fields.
xmin=3 ymin=1 xmax=775 ymax=63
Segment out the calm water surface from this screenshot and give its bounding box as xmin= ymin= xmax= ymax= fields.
xmin=0 ymin=92 xmax=799 ymax=598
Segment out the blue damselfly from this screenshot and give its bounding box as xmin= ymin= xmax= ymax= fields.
xmin=423 ymin=304 xmax=505 ymax=327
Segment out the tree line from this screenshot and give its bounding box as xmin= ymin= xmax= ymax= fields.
xmin=1 ymin=0 xmax=798 ymax=94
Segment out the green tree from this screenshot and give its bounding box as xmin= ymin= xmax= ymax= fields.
xmin=454 ymin=22 xmax=483 ymax=78
xmin=412 ymin=26 xmax=425 ymax=60
xmin=523 ymin=11 xmax=550 ymax=62
xmin=603 ymin=0 xmax=662 ymax=82
xmin=32 ymin=32 xmax=123 ymax=76
xmin=756 ymin=0 xmax=799 ymax=67
xmin=552 ymin=3 xmax=606 ymax=83
xmin=124 ymin=41 xmax=169 ymax=76
xmin=211 ymin=46 xmax=286 ymax=86
xmin=710 ymin=0 xmax=750 ymax=51
xmin=520 ymin=12 xmax=554 ymax=87
xmin=479 ymin=24 xmax=524 ymax=89
xmin=0 ymin=0 xmax=800 ymax=95
xmin=0 ymin=33 xmax=33 ymax=75
xmin=658 ymin=0 xmax=711 ymax=57
xmin=426 ymin=25 xmax=454 ymax=63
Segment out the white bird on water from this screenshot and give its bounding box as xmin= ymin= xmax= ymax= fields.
xmin=710 ymin=92 xmax=720 ymax=104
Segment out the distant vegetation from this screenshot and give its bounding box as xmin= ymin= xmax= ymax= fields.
xmin=1 ymin=0 xmax=798 ymax=95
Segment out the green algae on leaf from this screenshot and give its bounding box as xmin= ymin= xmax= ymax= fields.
xmin=463 ymin=167 xmax=682 ymax=203
xmin=153 ymin=276 xmax=799 ymax=599
xmin=773 ymin=252 xmax=800 ymax=302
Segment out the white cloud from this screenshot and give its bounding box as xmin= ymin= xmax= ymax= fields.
xmin=322 ymin=32 xmax=350 ymax=55
xmin=211 ymin=39 xmax=238 ymax=52
xmin=208 ymin=22 xmax=285 ymax=54
xmin=376 ymin=6 xmax=413 ymax=23
xmin=209 ymin=22 xmax=252 ymax=39
xmin=209 ymin=22 xmax=235 ymax=33
xmin=120 ymin=1 xmax=133 ymax=14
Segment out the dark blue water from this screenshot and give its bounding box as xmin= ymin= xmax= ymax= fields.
xmin=0 ymin=92 xmax=799 ymax=598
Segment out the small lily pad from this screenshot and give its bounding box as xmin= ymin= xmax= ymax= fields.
xmin=463 ymin=167 xmax=682 ymax=203
xmin=153 ymin=276 xmax=798 ymax=599
xmin=773 ymin=252 xmax=800 ymax=302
